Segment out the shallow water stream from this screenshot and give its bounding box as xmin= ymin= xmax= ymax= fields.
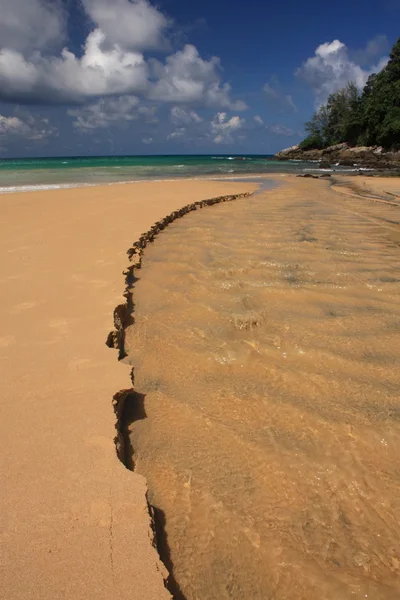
xmin=125 ymin=180 xmax=400 ymax=599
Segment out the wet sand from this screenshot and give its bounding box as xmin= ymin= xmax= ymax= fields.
xmin=0 ymin=179 xmax=258 ymax=600
xmin=125 ymin=177 xmax=400 ymax=599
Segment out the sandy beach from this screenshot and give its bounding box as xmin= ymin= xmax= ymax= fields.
xmin=124 ymin=174 xmax=400 ymax=599
xmin=1 ymin=174 xmax=399 ymax=599
xmin=0 ymin=179 xmax=258 ymax=600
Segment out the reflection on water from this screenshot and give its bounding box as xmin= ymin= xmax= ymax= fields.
xmin=125 ymin=181 xmax=400 ymax=600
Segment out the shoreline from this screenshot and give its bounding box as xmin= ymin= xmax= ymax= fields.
xmin=2 ymin=163 xmax=397 ymax=196
xmin=0 ymin=173 xmax=276 ymax=195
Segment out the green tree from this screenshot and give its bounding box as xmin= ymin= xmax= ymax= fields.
xmin=303 ymin=104 xmax=329 ymax=147
xmin=358 ymin=39 xmax=400 ymax=148
xmin=325 ymin=83 xmax=360 ymax=145
xmin=298 ymin=37 xmax=400 ymax=151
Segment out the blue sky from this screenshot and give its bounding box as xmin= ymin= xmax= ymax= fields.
xmin=0 ymin=0 xmax=398 ymax=157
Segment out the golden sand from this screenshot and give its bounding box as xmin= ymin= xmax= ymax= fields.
xmin=0 ymin=179 xmax=258 ymax=600
xmin=125 ymin=176 xmax=400 ymax=599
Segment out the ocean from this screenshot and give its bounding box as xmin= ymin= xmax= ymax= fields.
xmin=0 ymin=154 xmax=366 ymax=193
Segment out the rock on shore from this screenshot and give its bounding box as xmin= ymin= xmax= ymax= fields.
xmin=275 ymin=143 xmax=400 ymax=169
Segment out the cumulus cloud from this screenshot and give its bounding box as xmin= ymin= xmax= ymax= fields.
xmin=0 ymin=0 xmax=246 ymax=144
xmin=166 ymin=106 xmax=202 ymax=141
xmin=0 ymin=111 xmax=56 ymax=142
xmin=263 ymin=78 xmax=297 ymax=113
xmin=352 ymin=35 xmax=390 ymax=66
xmin=0 ymin=0 xmax=66 ymax=54
xmin=253 ymin=115 xmax=264 ymax=126
xmin=296 ymin=39 xmax=389 ymax=105
xmin=0 ymin=115 xmax=29 ymax=136
xmin=150 ymin=45 xmax=246 ymax=109
xmin=69 ymin=96 xmax=158 ymax=130
xmin=0 ymin=27 xmax=244 ymax=114
xmin=165 ymin=110 xmax=245 ymax=145
xmin=170 ymin=106 xmax=203 ymax=125
xmin=68 ymin=95 xmax=143 ymax=129
xmin=81 ymin=0 xmax=170 ymax=51
xmin=0 ymin=29 xmax=149 ymax=104
xmin=211 ymin=112 xmax=244 ymax=144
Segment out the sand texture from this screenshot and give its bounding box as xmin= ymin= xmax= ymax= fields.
xmin=124 ymin=176 xmax=400 ymax=599
xmin=0 ymin=179 xmax=258 ymax=600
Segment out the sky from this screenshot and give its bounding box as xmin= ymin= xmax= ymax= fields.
xmin=0 ymin=0 xmax=398 ymax=157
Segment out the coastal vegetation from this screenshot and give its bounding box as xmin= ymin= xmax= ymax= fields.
xmin=300 ymin=38 xmax=400 ymax=151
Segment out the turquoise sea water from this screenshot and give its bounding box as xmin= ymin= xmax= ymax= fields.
xmin=0 ymin=154 xmax=365 ymax=193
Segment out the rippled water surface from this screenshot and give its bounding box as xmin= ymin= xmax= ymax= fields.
xmin=125 ymin=180 xmax=400 ymax=599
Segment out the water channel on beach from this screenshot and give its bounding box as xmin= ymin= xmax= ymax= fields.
xmin=125 ymin=179 xmax=400 ymax=599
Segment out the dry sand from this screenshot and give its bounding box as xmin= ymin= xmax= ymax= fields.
xmin=0 ymin=179 xmax=258 ymax=600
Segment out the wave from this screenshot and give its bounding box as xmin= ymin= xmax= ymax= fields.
xmin=304 ymin=167 xmax=374 ymax=173
xmin=0 ymin=182 xmax=96 ymax=194
xmin=303 ymin=168 xmax=334 ymax=173
xmin=0 ymin=176 xmax=236 ymax=194
xmin=211 ymin=156 xmax=235 ymax=160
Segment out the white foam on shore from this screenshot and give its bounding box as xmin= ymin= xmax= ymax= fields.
xmin=0 ymin=182 xmax=96 ymax=194
xmin=0 ymin=173 xmax=272 ymax=194
xmin=304 ymin=167 xmax=374 ymax=173
xmin=0 ymin=177 xmax=236 ymax=194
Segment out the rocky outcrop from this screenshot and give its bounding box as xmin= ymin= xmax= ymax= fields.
xmin=275 ymin=143 xmax=400 ymax=169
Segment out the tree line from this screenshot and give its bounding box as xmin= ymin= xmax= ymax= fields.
xmin=300 ymin=38 xmax=400 ymax=151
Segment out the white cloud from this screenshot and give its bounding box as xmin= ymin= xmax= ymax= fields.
xmin=267 ymin=124 xmax=295 ymax=137
xmin=150 ymin=45 xmax=246 ymax=109
xmin=170 ymin=106 xmax=203 ymax=125
xmin=296 ymin=39 xmax=389 ymax=105
xmin=167 ymin=127 xmax=186 ymax=139
xmin=0 ymin=36 xmax=244 ymax=114
xmin=0 ymin=116 xmax=27 ymax=136
xmin=69 ymin=96 xmax=159 ymax=130
xmin=0 ymin=111 xmax=56 ymax=142
xmin=68 ymin=95 xmax=141 ymax=130
xmin=81 ymin=0 xmax=170 ymax=51
xmin=352 ymin=35 xmax=389 ymax=66
xmin=0 ymin=0 xmax=66 ymax=54
xmin=263 ymin=82 xmax=280 ymax=101
xmin=263 ymin=79 xmax=298 ymax=113
xmin=211 ymin=112 xmax=244 ymax=144
xmin=137 ymin=105 xmax=159 ymax=122
xmin=166 ymin=110 xmax=245 ymax=145
xmin=142 ymin=137 xmax=153 ymax=144
xmin=0 ymin=29 xmax=149 ymax=104
xmin=0 ymin=0 xmax=246 ymax=131
xmin=205 ymin=83 xmax=247 ymax=111
xmin=285 ymin=95 xmax=298 ymax=112
xmin=253 ymin=115 xmax=264 ymax=126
